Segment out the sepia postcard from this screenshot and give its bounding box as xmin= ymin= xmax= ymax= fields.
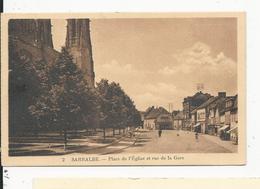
xmin=34 ymin=178 xmax=260 ymax=189
xmin=1 ymin=13 xmax=246 ymax=166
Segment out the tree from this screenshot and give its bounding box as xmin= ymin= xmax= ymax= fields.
xmin=27 ymin=59 xmax=53 ymax=135
xmin=96 ymin=79 xmax=141 ymax=138
xmin=96 ymin=79 xmax=113 ymax=138
xmin=48 ymin=47 xmax=98 ymax=149
xmin=30 ymin=48 xmax=97 ymax=149
xmin=9 ymin=42 xmax=49 ymax=135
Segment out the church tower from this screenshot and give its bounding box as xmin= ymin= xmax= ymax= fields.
xmin=9 ymin=19 xmax=54 ymax=48
xmin=65 ymin=19 xmax=95 ymax=88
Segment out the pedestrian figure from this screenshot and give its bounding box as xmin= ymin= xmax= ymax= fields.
xmin=158 ymin=129 xmax=162 ymax=137
xmin=195 ymin=132 xmax=199 ymax=141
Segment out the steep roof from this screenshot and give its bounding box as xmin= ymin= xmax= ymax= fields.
xmin=209 ymin=97 xmax=226 ymax=109
xmin=183 ymin=91 xmax=212 ymax=102
xmin=145 ymin=107 xmax=169 ymax=119
xmin=191 ymin=96 xmax=224 ymax=114
xmin=144 ymin=106 xmax=155 ymax=117
xmin=191 ymin=97 xmax=217 ymax=112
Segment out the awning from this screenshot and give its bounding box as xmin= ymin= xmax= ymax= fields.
xmin=193 ymin=123 xmax=201 ymax=128
xmin=219 ymin=125 xmax=230 ymax=131
xmin=227 ymin=126 xmax=238 ymax=133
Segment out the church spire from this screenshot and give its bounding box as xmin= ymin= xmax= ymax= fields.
xmin=65 ymin=19 xmax=95 ymax=88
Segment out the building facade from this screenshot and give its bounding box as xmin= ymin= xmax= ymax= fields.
xmin=191 ymin=92 xmax=227 ymax=134
xmin=156 ymin=114 xmax=173 ymax=130
xmin=207 ymin=94 xmax=226 ymax=136
xmin=143 ymin=118 xmax=157 ymax=130
xmin=173 ymin=111 xmax=184 ymax=130
xmin=225 ymin=95 xmax=238 ymax=143
xmin=182 ymin=91 xmax=212 ymax=130
xmin=143 ymin=107 xmax=171 ymax=130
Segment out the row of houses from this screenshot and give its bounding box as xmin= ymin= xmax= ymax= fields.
xmin=189 ymin=92 xmax=238 ymax=143
xmin=141 ymin=91 xmax=238 ymax=144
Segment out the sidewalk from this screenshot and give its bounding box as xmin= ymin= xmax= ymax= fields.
xmin=9 ymin=130 xmax=138 ymax=156
xmin=201 ymin=134 xmax=238 ymax=153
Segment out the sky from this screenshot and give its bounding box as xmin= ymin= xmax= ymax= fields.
xmin=51 ymin=18 xmax=237 ymax=111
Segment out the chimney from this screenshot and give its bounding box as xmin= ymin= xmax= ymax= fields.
xmin=218 ymin=92 xmax=226 ymax=98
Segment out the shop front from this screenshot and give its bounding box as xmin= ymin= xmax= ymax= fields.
xmin=227 ymin=126 xmax=238 ymax=144
xmin=207 ymin=124 xmax=217 ymax=135
xmin=219 ymin=125 xmax=230 ymax=140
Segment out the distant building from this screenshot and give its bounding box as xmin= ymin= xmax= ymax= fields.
xmin=172 ymin=110 xmax=180 ymax=117
xmin=191 ymin=92 xmax=227 ymax=134
xmin=156 ymin=114 xmax=173 ymax=130
xmin=172 ymin=111 xmax=184 ymax=130
xmin=208 ymin=97 xmax=226 ymax=136
xmin=225 ymin=95 xmax=237 ymax=125
xmin=182 ymin=91 xmax=212 ymax=130
xmin=143 ymin=107 xmax=172 ymax=130
xmin=225 ymin=95 xmax=238 ymax=143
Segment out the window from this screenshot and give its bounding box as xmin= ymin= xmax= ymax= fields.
xmin=198 ymin=112 xmax=205 ymax=120
xmin=226 ymin=100 xmax=233 ymax=108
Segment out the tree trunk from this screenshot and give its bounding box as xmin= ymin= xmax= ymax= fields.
xmin=103 ymin=128 xmax=106 ymax=140
xmin=34 ymin=121 xmax=40 ymax=137
xmin=64 ymin=129 xmax=68 ymax=151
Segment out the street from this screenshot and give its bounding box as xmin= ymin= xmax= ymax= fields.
xmin=82 ymin=130 xmax=237 ymax=155
xmin=9 ymin=129 xmax=237 ymax=156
